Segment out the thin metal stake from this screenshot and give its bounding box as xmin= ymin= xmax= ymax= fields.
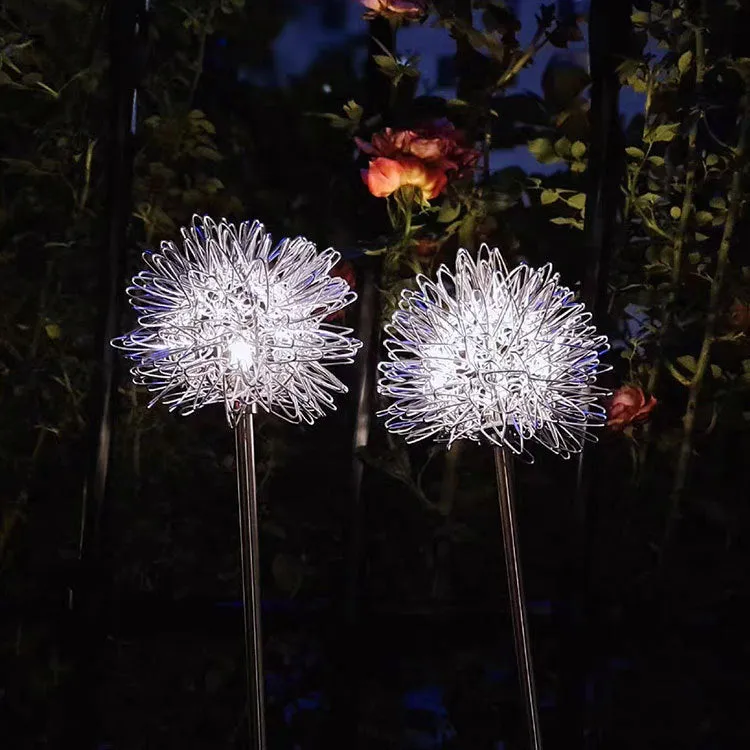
xmin=494 ymin=447 xmax=543 ymax=750
xmin=235 ymin=409 xmax=267 ymax=750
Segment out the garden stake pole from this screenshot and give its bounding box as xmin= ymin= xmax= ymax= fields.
xmin=234 ymin=407 xmax=267 ymax=750
xmin=494 ymin=447 xmax=543 ymax=750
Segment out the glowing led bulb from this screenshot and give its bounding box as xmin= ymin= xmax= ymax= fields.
xmin=229 ymin=340 xmax=254 ymax=369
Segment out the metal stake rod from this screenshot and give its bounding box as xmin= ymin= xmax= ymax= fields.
xmin=234 ymin=409 xmax=267 ymax=750
xmin=494 ymin=447 xmax=543 ymax=750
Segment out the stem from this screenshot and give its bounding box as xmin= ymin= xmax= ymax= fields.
xmin=235 ymin=410 xmax=267 ymax=750
xmin=663 ymin=97 xmax=750 ymax=547
xmin=403 ymin=199 xmax=413 ymax=238
xmin=623 ymin=74 xmax=654 ymax=222
xmin=494 ymin=447 xmax=543 ymax=750
xmin=496 ymin=28 xmax=551 ymax=91
xmin=483 ymin=126 xmax=492 ymax=182
xmin=187 ymin=2 xmax=217 ymax=108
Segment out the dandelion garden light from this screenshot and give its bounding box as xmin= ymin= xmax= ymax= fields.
xmin=114 ymin=216 xmax=361 ymax=427
xmin=113 ymin=215 xmax=361 ymax=750
xmin=378 ymin=246 xmax=609 ymax=458
xmin=377 ymin=245 xmax=610 ymax=750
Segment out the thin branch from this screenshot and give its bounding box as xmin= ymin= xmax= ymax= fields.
xmin=663 ymin=96 xmax=750 ymax=549
xmin=187 ymin=2 xmax=218 ymax=109
xmin=638 ymin=16 xmax=706 ymax=475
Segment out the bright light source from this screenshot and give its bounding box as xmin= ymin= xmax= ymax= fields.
xmin=228 ymin=339 xmax=254 ymax=368
xmin=377 ymin=246 xmax=610 ymax=458
xmin=113 ymin=215 xmax=361 ymax=426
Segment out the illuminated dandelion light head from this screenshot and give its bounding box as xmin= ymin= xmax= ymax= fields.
xmin=113 ymin=215 xmax=362 ymax=427
xmin=377 ymin=246 xmax=610 ymax=458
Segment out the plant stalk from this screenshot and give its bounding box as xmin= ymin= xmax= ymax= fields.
xmin=638 ymin=17 xmax=706 ymax=473
xmin=664 ymin=96 xmax=750 ymax=547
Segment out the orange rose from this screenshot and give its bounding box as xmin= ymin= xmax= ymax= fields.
xmin=362 ymin=156 xmax=447 ymax=200
xmin=360 ymin=0 xmax=427 ymax=21
xmin=356 ymin=120 xmax=479 ymax=181
xmin=607 ymin=385 xmax=657 ymax=430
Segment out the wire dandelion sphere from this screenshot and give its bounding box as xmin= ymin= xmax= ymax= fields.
xmin=113 ymin=215 xmax=362 ymax=427
xmin=377 ymin=246 xmax=610 ymax=458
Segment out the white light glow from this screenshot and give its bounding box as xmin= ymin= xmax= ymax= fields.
xmin=113 ymin=215 xmax=362 ymax=426
xmin=377 ymin=246 xmax=610 ymax=458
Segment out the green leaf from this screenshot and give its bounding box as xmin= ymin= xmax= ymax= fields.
xmin=45 ymin=323 xmax=61 ymax=340
xmin=645 ymin=123 xmax=679 ymax=143
xmin=678 ymin=50 xmax=693 ymax=76
xmin=374 ymin=54 xmax=398 ymax=77
xmin=193 ymin=118 xmax=216 ymax=134
xmin=554 ymin=137 xmax=572 ymax=158
xmin=706 ymin=154 xmax=720 ymax=167
xmin=567 ymin=192 xmax=587 ymax=210
xmin=626 ymin=146 xmax=645 ymax=158
xmin=549 ymin=217 xmax=584 ymax=230
xmin=640 ymin=192 xmax=661 ymax=204
xmin=631 ymin=9 xmax=650 ymax=25
xmin=709 ymin=196 xmax=727 ymax=211
xmin=696 ymin=211 xmax=713 ymax=225
xmin=541 ymin=189 xmax=559 ymax=205
xmin=437 ymin=200 xmax=461 ymax=223
xmin=696 ymin=232 xmax=709 ymax=242
xmin=670 ymin=206 xmax=682 ymax=219
xmin=343 ymin=100 xmax=363 ymax=122
xmin=192 ymin=146 xmax=222 ymax=161
xmin=710 ymin=364 xmax=723 ymax=379
xmin=528 ymin=138 xmax=562 ymax=164
xmin=677 ymin=355 xmax=697 ymax=373
xmin=648 ymin=155 xmax=665 ymax=166
xmin=571 ymin=141 xmax=587 ymax=159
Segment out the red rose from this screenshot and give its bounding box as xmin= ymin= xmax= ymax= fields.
xmin=607 ymin=385 xmax=657 ymax=430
